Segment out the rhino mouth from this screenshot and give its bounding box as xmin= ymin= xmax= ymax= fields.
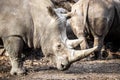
xmin=57 ymin=62 xmax=71 ymax=71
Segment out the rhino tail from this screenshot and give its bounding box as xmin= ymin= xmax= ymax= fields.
xmin=83 ymin=0 xmax=90 ymax=28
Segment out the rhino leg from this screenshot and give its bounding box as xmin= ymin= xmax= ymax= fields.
xmin=94 ymin=37 xmax=107 ymax=59
xmin=79 ymin=37 xmax=89 ymax=50
xmin=93 ymin=37 xmax=104 ymax=59
xmin=92 ymin=17 xmax=109 ymax=60
xmin=3 ymin=37 xmax=26 ymax=75
xmin=101 ymin=45 xmax=108 ymax=59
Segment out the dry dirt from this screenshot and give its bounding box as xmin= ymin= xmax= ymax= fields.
xmin=0 ymin=51 xmax=120 ymax=80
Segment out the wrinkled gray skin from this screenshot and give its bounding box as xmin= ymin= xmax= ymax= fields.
xmin=66 ymin=0 xmax=120 ymax=59
xmin=0 ymin=0 xmax=97 ymax=75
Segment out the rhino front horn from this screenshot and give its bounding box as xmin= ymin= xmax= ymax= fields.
xmin=69 ymin=46 xmax=98 ymax=62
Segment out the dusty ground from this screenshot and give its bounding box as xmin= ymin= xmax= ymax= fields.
xmin=0 ymin=51 xmax=120 ymax=80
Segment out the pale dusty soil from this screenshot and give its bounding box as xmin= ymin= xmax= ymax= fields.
xmin=0 ymin=52 xmax=120 ymax=80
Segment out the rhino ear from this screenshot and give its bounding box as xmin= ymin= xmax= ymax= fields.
xmin=47 ymin=6 xmax=57 ymax=18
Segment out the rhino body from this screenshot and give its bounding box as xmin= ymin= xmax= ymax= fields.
xmin=67 ymin=0 xmax=120 ymax=59
xmin=0 ymin=0 xmax=97 ymax=75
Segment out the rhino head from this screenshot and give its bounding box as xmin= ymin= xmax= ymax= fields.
xmin=41 ymin=7 xmax=97 ymax=70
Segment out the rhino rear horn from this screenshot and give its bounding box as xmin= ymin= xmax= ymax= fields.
xmin=66 ymin=38 xmax=83 ymax=49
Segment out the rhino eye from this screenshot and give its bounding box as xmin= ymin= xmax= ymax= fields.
xmin=57 ymin=44 xmax=61 ymax=49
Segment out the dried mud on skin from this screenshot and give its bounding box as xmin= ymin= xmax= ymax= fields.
xmin=0 ymin=54 xmax=120 ymax=80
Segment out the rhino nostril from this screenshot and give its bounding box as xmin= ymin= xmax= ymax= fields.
xmin=61 ymin=64 xmax=65 ymax=68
